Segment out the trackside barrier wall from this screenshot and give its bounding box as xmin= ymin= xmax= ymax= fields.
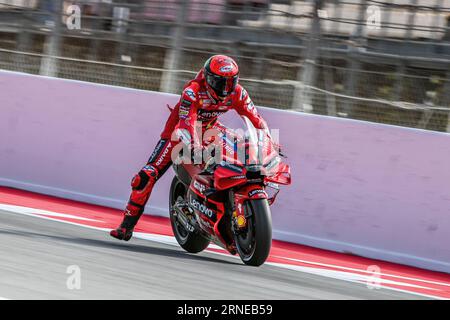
xmin=1 ymin=70 xmax=450 ymax=273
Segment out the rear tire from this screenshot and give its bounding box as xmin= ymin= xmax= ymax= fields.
xmin=169 ymin=176 xmax=210 ymax=253
xmin=234 ymin=199 xmax=272 ymax=266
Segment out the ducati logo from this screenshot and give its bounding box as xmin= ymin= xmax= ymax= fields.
xmin=193 ymin=180 xmax=206 ymax=193
xmin=219 ymin=65 xmax=233 ymax=72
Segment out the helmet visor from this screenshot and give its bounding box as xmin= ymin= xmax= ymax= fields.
xmin=206 ymin=72 xmax=238 ymax=98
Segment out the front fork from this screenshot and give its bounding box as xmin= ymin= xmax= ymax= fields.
xmin=212 ymin=184 xmax=267 ymax=254
xmin=231 ymin=184 xmax=268 ymax=231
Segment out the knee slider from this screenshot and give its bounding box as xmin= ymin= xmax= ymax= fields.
xmin=131 ymin=165 xmax=158 ymax=190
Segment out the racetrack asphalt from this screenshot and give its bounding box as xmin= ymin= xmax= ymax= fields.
xmin=0 ymin=209 xmax=426 ymax=300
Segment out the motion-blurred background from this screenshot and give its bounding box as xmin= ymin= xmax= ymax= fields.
xmin=0 ymin=0 xmax=449 ymax=131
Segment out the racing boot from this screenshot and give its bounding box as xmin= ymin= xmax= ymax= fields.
xmin=110 ymin=166 xmax=157 ymax=241
xmin=110 ymin=204 xmax=143 ymax=241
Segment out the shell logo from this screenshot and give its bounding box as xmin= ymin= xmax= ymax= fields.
xmin=236 ymin=215 xmax=246 ymax=228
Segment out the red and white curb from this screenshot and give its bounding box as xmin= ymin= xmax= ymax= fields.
xmin=0 ymin=187 xmax=449 ymax=299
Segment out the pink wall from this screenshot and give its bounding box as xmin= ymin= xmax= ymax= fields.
xmin=1 ymin=70 xmax=450 ymax=273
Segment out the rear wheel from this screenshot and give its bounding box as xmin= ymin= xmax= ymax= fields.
xmin=169 ymin=176 xmax=210 ymax=253
xmin=234 ymin=199 xmax=272 ymax=266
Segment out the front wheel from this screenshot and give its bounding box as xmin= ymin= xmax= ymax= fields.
xmin=234 ymin=199 xmax=272 ymax=266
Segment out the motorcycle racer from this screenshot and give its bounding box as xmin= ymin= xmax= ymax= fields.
xmin=110 ymin=55 xmax=270 ymax=241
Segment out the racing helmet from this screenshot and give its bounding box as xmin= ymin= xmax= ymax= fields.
xmin=203 ymin=55 xmax=239 ymax=101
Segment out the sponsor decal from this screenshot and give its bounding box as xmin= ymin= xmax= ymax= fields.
xmin=181 ymin=99 xmax=192 ymax=106
xmin=148 ymin=140 xmax=166 ymax=163
xmin=198 ymin=218 xmax=213 ymax=230
xmin=218 ymin=102 xmax=230 ymax=110
xmin=155 ymin=142 xmax=171 ymax=166
xmin=176 ymin=128 xmax=192 ymax=145
xmin=265 ymin=156 xmax=280 ymax=170
xmin=179 ymin=109 xmax=189 ymax=118
xmin=241 ymin=88 xmax=247 ymax=100
xmin=220 ymin=161 xmax=243 ymax=173
xmin=246 ymin=100 xmax=257 ymax=115
xmin=205 ymin=90 xmax=217 ymax=104
xmin=193 ymin=180 xmax=206 ymax=193
xmin=143 ymin=164 xmax=156 ymax=172
xmin=229 ymin=175 xmax=246 ymax=180
xmin=185 ymin=223 xmax=195 ymax=232
xmin=237 ymin=203 xmax=243 ymax=215
xmin=201 ymin=99 xmax=212 ymax=107
xmin=179 ymin=103 xmax=191 ymax=119
xmin=185 ymin=88 xmax=196 ymax=101
xmin=222 ymin=140 xmax=234 ymax=155
xmin=248 ymin=189 xmax=267 ymax=198
xmin=267 ymin=182 xmax=279 ymax=189
xmin=190 ymin=198 xmax=216 ymax=220
xmin=236 ymin=215 xmax=246 ymax=228
xmin=198 ymin=110 xmax=225 ymax=119
xmin=219 ymin=65 xmax=233 ymax=72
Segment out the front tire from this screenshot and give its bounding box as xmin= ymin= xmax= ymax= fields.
xmin=169 ymin=176 xmax=210 ymax=253
xmin=234 ymin=199 xmax=272 ymax=266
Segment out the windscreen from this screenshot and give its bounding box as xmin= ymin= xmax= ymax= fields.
xmin=242 ymin=116 xmax=265 ymax=167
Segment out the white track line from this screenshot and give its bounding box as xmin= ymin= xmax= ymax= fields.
xmin=274 ymin=256 xmax=450 ymax=288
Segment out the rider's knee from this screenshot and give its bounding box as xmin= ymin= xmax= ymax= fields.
xmin=131 ymin=165 xmax=158 ymax=191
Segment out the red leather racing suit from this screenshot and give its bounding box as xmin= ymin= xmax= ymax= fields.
xmin=125 ymin=69 xmax=268 ymax=217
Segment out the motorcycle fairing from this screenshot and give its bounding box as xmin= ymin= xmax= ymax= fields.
xmin=187 ymin=177 xmax=231 ymax=247
xmin=213 ymin=162 xmax=247 ymax=191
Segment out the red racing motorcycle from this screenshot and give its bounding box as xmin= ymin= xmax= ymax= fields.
xmin=169 ymin=117 xmax=291 ymax=266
